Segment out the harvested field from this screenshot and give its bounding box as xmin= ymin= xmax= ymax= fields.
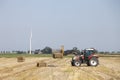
xmin=0 ymin=57 xmax=120 ymax=80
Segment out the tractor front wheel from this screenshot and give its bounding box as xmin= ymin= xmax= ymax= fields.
xmin=89 ymin=58 xmax=98 ymax=66
xmin=74 ymin=61 xmax=81 ymax=67
xmin=71 ymin=61 xmax=75 ymax=66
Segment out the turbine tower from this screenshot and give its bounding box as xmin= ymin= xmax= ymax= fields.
xmin=29 ymin=28 xmax=32 ymax=54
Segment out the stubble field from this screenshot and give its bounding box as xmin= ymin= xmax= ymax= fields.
xmin=0 ymin=57 xmax=120 ymax=80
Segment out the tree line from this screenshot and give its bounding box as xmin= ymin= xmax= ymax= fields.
xmin=0 ymin=47 xmax=120 ymax=55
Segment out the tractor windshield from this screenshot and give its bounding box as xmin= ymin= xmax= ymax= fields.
xmin=84 ymin=50 xmax=94 ymax=57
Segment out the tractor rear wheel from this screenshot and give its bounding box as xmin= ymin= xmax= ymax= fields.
xmin=74 ymin=61 xmax=81 ymax=67
xmin=89 ymin=57 xmax=98 ymax=66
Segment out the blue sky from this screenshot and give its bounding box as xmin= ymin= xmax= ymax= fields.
xmin=0 ymin=0 xmax=120 ymax=51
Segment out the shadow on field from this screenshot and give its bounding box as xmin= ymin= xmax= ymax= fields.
xmin=47 ymin=65 xmax=57 ymax=67
xmin=72 ymin=65 xmax=99 ymax=67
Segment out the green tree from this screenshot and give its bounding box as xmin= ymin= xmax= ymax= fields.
xmin=41 ymin=47 xmax=52 ymax=54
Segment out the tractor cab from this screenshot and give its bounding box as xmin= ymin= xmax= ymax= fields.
xmin=84 ymin=48 xmax=96 ymax=60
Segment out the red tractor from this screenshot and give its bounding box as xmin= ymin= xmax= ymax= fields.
xmin=71 ymin=48 xmax=99 ymax=67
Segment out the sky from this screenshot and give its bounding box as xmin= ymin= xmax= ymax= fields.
xmin=0 ymin=0 xmax=120 ymax=52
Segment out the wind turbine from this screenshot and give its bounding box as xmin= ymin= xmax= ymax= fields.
xmin=29 ymin=28 xmax=32 ymax=54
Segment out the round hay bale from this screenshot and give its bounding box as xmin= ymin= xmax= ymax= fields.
xmin=17 ymin=56 xmax=25 ymax=62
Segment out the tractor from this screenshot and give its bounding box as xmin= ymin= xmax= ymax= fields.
xmin=71 ymin=48 xmax=99 ymax=67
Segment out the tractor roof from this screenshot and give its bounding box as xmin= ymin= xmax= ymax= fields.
xmin=85 ymin=48 xmax=95 ymax=51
